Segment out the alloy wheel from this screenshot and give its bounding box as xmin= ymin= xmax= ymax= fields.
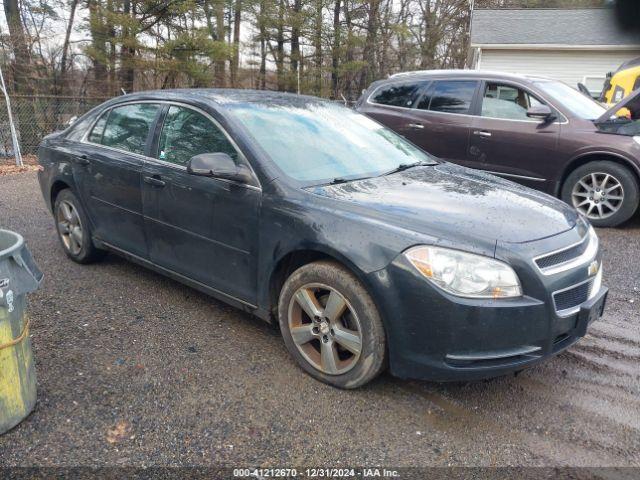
xmin=56 ymin=200 xmax=84 ymax=255
xmin=287 ymin=283 xmax=363 ymax=375
xmin=571 ymin=172 xmax=624 ymax=220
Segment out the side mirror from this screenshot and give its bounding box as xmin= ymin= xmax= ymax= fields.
xmin=187 ymin=153 xmax=253 ymax=184
xmin=526 ymin=104 xmax=554 ymax=122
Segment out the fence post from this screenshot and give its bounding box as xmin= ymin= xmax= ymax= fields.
xmin=0 ymin=64 xmax=23 ymax=167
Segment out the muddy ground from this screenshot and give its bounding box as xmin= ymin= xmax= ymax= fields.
xmin=0 ymin=172 xmax=638 ymax=472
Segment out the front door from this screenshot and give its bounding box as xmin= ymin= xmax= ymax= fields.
xmin=142 ymin=104 xmax=260 ymax=304
xmin=72 ymin=102 xmax=161 ymax=258
xmin=468 ymin=81 xmax=560 ymax=192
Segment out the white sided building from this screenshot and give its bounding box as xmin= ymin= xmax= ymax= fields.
xmin=469 ymin=7 xmax=640 ymax=97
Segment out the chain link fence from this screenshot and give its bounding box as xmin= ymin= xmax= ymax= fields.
xmin=1 ymin=95 xmax=111 ymax=157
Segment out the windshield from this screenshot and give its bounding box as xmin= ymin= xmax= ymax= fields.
xmin=228 ymin=102 xmax=436 ymax=184
xmin=534 ymin=80 xmax=606 ymax=120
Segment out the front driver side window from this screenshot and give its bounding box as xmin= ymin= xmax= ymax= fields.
xmin=481 ymin=83 xmax=542 ymax=121
xmin=158 ymin=105 xmax=238 ymax=166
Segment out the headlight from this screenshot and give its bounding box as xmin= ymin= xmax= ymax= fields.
xmin=404 ymin=246 xmax=522 ymax=299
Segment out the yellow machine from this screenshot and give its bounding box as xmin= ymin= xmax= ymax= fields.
xmin=601 ymin=57 xmax=640 ymax=105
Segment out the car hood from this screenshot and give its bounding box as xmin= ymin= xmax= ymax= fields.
xmin=304 ymin=163 xmax=578 ymax=244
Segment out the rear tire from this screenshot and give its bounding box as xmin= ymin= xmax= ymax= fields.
xmin=278 ymin=260 xmax=386 ymax=389
xmin=54 ymin=189 xmax=105 ymax=264
xmin=561 ymin=161 xmax=639 ymax=227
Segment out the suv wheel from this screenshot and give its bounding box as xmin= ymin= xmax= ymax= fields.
xmin=278 ymin=261 xmax=386 ymax=389
xmin=561 ymin=161 xmax=639 ymax=227
xmin=54 ymin=189 xmax=105 ymax=263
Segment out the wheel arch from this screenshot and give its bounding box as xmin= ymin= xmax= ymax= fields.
xmin=560 ymin=152 xmax=640 ymax=194
xmin=50 ymin=179 xmax=73 ymax=208
xmin=266 ymin=246 xmax=377 ymax=323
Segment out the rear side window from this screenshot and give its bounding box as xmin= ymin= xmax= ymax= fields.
xmin=95 ymin=103 xmax=160 ymax=155
xmin=88 ymin=113 xmax=108 ymax=143
xmin=370 ymin=83 xmax=422 ymax=108
xmin=417 ymin=80 xmax=477 ymax=114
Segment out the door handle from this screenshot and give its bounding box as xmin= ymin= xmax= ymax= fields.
xmin=74 ymin=155 xmax=90 ymax=166
xmin=407 ymin=123 xmax=424 ymax=130
xmin=143 ymin=176 xmax=166 ymax=187
xmin=473 ymin=130 xmax=492 ymax=138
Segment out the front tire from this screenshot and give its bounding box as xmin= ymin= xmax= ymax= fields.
xmin=561 ymin=161 xmax=639 ymax=227
xmin=278 ymin=261 xmax=386 ymax=389
xmin=54 ymin=189 xmax=105 ymax=264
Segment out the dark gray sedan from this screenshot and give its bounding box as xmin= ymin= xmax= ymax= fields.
xmin=37 ymin=89 xmax=607 ymax=388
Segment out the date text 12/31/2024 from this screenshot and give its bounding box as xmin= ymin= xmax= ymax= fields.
xmin=233 ymin=468 xmax=400 ymax=477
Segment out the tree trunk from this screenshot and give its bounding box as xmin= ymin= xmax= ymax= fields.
xmin=214 ymin=0 xmax=226 ymax=86
xmin=88 ymin=0 xmax=108 ymax=93
xmin=313 ymin=0 xmax=323 ymax=96
xmin=3 ymin=0 xmax=38 ymax=154
xmin=330 ymin=0 xmax=340 ymax=99
xmin=259 ymin=0 xmax=267 ymax=90
xmin=107 ymin=1 xmax=117 ymax=96
xmin=289 ymin=0 xmax=301 ymax=93
xmin=397 ymin=0 xmax=408 ymax=71
xmin=343 ymin=0 xmax=354 ymax=100
xmin=119 ymin=0 xmax=136 ymax=92
xmin=420 ymin=1 xmax=437 ymax=69
xmin=54 ymin=0 xmax=79 ymax=127
xmin=230 ymin=0 xmax=242 ymax=87
xmin=276 ymin=0 xmax=285 ymax=91
xmin=59 ymin=0 xmax=79 ymax=91
xmin=3 ymin=0 xmax=32 ymax=93
xmin=359 ymin=0 xmax=379 ymax=94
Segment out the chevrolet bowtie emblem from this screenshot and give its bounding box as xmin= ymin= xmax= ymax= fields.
xmin=588 ymin=261 xmax=599 ymax=277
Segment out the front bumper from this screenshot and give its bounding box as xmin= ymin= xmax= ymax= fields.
xmin=366 ymin=226 xmax=606 ymax=382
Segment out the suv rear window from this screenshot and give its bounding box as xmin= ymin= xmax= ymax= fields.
xmin=370 ymin=83 xmax=422 ymax=108
xmin=417 ymin=80 xmax=477 ymax=114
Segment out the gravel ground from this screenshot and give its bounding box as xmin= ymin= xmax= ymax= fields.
xmin=0 ymin=172 xmax=638 ymax=469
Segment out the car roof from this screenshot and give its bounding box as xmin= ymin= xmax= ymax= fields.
xmin=108 ymin=88 xmax=331 ymax=109
xmin=387 ymin=69 xmax=553 ymax=83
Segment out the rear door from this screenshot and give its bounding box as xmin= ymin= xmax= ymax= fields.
xmin=467 ymin=81 xmax=560 ymax=191
xmin=358 ymin=80 xmax=428 ymax=138
xmin=141 ymin=103 xmax=261 ymax=304
xmin=402 ymin=79 xmax=478 ymax=164
xmin=73 ymin=102 xmax=161 ymax=258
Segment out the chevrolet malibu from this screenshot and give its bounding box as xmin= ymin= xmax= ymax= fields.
xmin=37 ymin=90 xmax=607 ymax=388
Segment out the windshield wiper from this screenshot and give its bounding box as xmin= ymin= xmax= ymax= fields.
xmin=330 ymin=176 xmax=372 ymax=185
xmin=379 ymin=160 xmax=434 ymax=177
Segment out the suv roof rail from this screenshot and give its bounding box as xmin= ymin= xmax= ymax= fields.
xmin=390 ymin=70 xmax=439 ymax=78
xmin=388 ymin=69 xmax=556 ymax=80
xmin=389 ymin=69 xmax=475 ymax=78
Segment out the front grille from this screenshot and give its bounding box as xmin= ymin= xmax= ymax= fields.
xmin=553 ymin=279 xmax=593 ymax=313
xmin=535 ymin=237 xmax=589 ymax=269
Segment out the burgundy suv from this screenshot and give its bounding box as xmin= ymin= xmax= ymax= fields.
xmin=356 ymin=70 xmax=640 ymax=227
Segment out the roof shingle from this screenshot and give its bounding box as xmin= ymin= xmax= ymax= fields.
xmin=471 ymin=8 xmax=640 ymax=47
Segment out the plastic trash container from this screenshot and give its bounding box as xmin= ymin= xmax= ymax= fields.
xmin=0 ymin=229 xmax=43 ymax=434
